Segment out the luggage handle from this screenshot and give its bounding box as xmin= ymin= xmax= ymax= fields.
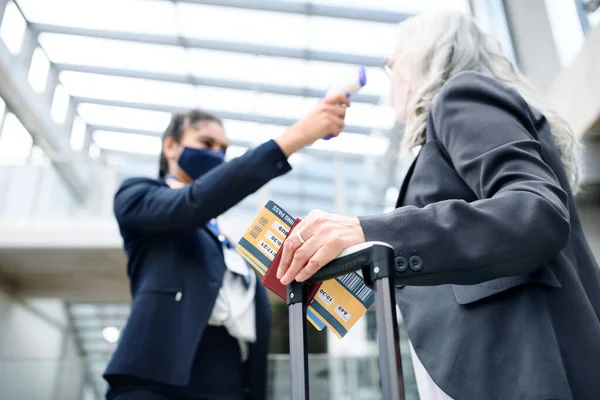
xmin=287 ymin=241 xmax=405 ymax=400
xmin=304 ymin=241 xmax=395 ymax=285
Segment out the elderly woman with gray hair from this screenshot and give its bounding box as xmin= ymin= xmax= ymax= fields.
xmin=276 ymin=12 xmax=600 ymax=400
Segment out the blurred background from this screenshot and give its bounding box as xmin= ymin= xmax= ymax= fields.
xmin=0 ymin=0 xmax=599 ymax=399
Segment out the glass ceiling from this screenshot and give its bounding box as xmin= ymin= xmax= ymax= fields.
xmin=5 ymin=0 xmax=472 ymax=397
xmin=12 ymin=0 xmax=471 ymax=166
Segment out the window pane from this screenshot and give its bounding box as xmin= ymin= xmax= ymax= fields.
xmin=543 ymin=0 xmax=585 ymax=67
xmin=40 ymin=34 xmax=390 ymax=98
xmin=28 ymin=47 xmax=51 ymax=93
xmin=70 ymin=115 xmax=86 ymax=151
xmin=87 ymin=142 xmax=101 ymax=159
xmin=590 ymin=6 xmax=600 ymax=28
xmin=344 ymin=102 xmax=396 ymax=130
xmin=189 ymin=49 xmax=261 ymax=82
xmin=77 ymin=103 xmax=171 ymax=131
xmin=224 ymin=145 xmax=248 ymax=161
xmin=308 ymin=17 xmax=396 ymax=57
xmin=223 ymin=120 xmax=388 ymax=156
xmin=29 ymin=145 xmax=50 ymax=166
xmin=278 ymin=0 xmax=469 ymax=13
xmin=0 ymin=1 xmax=27 ymax=55
xmin=177 ymin=3 xmax=307 ymax=48
xmin=189 ymin=50 xmax=313 ymax=88
xmin=93 ymin=130 xmax=161 ymax=155
xmin=51 ymin=85 xmax=70 ymax=123
xmin=63 ymin=71 xmax=391 ymax=128
xmin=39 ymin=33 xmax=189 ymax=75
xmin=196 ymin=86 xmax=255 ymax=114
xmin=0 ymin=113 xmax=33 ymax=163
xmin=254 ymin=91 xmax=393 ymax=130
xmin=17 ymin=0 xmax=177 ymax=36
xmin=309 ymin=133 xmax=389 ymax=156
xmin=288 ymin=153 xmax=310 ymax=166
xmin=62 ymin=71 xmax=258 ymax=115
xmin=253 ymin=93 xmax=314 ymax=119
xmin=256 ymin=92 xmax=395 ymax=130
xmin=85 ymin=109 xmax=388 ymax=157
xmin=190 ymin=50 xmax=390 ymax=96
xmin=222 ymin=120 xmax=279 ymax=144
xmin=60 ymin=71 xmax=199 ymax=108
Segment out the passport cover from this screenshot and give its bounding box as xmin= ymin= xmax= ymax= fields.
xmin=261 ymin=217 xmax=322 ymax=303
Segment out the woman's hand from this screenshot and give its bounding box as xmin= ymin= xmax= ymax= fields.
xmin=275 ymin=94 xmax=350 ymax=157
xmin=276 ymin=210 xmax=366 ymax=285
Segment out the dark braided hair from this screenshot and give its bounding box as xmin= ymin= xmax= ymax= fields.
xmin=158 ymin=109 xmax=223 ymax=178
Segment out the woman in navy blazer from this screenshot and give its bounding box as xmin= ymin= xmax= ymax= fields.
xmin=276 ymin=12 xmax=600 ymax=400
xmin=103 ymin=94 xmax=350 ymax=400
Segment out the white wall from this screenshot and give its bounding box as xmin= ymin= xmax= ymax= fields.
xmin=0 ymin=290 xmax=85 ymax=400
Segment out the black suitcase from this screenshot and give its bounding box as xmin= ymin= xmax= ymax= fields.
xmin=286 ymin=241 xmax=405 ymax=400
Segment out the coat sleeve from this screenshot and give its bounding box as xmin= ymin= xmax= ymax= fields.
xmin=359 ymin=72 xmax=570 ymax=286
xmin=114 ymin=140 xmax=291 ymax=233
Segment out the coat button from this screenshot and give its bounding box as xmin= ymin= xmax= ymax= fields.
xmin=175 ymin=291 xmax=183 ymax=302
xmin=395 ymin=256 xmax=408 ymax=273
xmin=276 ymin=161 xmax=284 ymax=169
xmin=409 ymin=256 xmax=423 ymax=271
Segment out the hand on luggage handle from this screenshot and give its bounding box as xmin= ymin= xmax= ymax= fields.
xmin=303 ymin=241 xmax=395 ymax=285
xmin=286 ymin=240 xmax=405 ymax=400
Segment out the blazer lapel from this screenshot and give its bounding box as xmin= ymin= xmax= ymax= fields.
xmin=395 ymin=147 xmax=422 ymax=208
xmin=203 ymin=220 xmax=224 ymax=247
xmin=204 ymin=225 xmax=220 ymax=240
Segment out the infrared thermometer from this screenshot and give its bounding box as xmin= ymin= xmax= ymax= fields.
xmin=323 ymin=66 xmax=367 ymax=140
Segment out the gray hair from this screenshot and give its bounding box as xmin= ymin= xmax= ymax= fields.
xmin=393 ymin=12 xmax=581 ymax=193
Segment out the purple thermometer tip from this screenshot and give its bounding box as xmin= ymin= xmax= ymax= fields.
xmin=358 ymin=66 xmax=367 ymax=86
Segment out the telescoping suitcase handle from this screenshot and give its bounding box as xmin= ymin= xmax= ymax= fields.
xmin=287 ymin=241 xmax=405 ymax=400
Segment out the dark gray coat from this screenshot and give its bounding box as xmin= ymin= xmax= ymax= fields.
xmin=360 ymin=72 xmax=600 ymax=399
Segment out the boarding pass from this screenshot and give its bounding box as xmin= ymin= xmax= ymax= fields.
xmin=236 ymin=200 xmax=375 ymax=338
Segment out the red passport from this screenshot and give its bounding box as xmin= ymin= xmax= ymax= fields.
xmin=261 ymin=218 xmax=322 ymax=303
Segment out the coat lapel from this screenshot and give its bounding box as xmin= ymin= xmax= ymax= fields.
xmin=204 ymin=222 xmax=220 ymax=241
xmin=203 ymin=220 xmax=229 ymax=250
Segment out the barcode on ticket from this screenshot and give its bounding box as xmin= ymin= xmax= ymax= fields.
xmin=250 ymin=216 xmax=268 ymax=239
xmin=338 ymin=273 xmax=374 ymax=305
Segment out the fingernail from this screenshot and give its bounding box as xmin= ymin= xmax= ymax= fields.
xmin=276 ymin=268 xmax=282 ymax=279
xmin=296 ymin=273 xmax=305 ymax=282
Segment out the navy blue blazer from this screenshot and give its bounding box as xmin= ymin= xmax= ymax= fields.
xmin=360 ymin=72 xmax=600 ymax=399
xmin=104 ymin=140 xmax=291 ymax=399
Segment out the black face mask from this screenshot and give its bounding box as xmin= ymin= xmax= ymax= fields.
xmin=177 ymin=147 xmax=225 ymax=180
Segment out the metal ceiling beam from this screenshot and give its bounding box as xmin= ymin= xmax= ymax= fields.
xmin=31 ymin=23 xmax=383 ymax=67
xmin=74 ymin=96 xmax=373 ymax=134
xmin=54 ymin=63 xmax=381 ymax=105
xmin=574 ymin=0 xmax=591 ymax=34
xmin=0 ymin=22 xmax=88 ymax=200
xmin=164 ymin=0 xmax=411 ymax=24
